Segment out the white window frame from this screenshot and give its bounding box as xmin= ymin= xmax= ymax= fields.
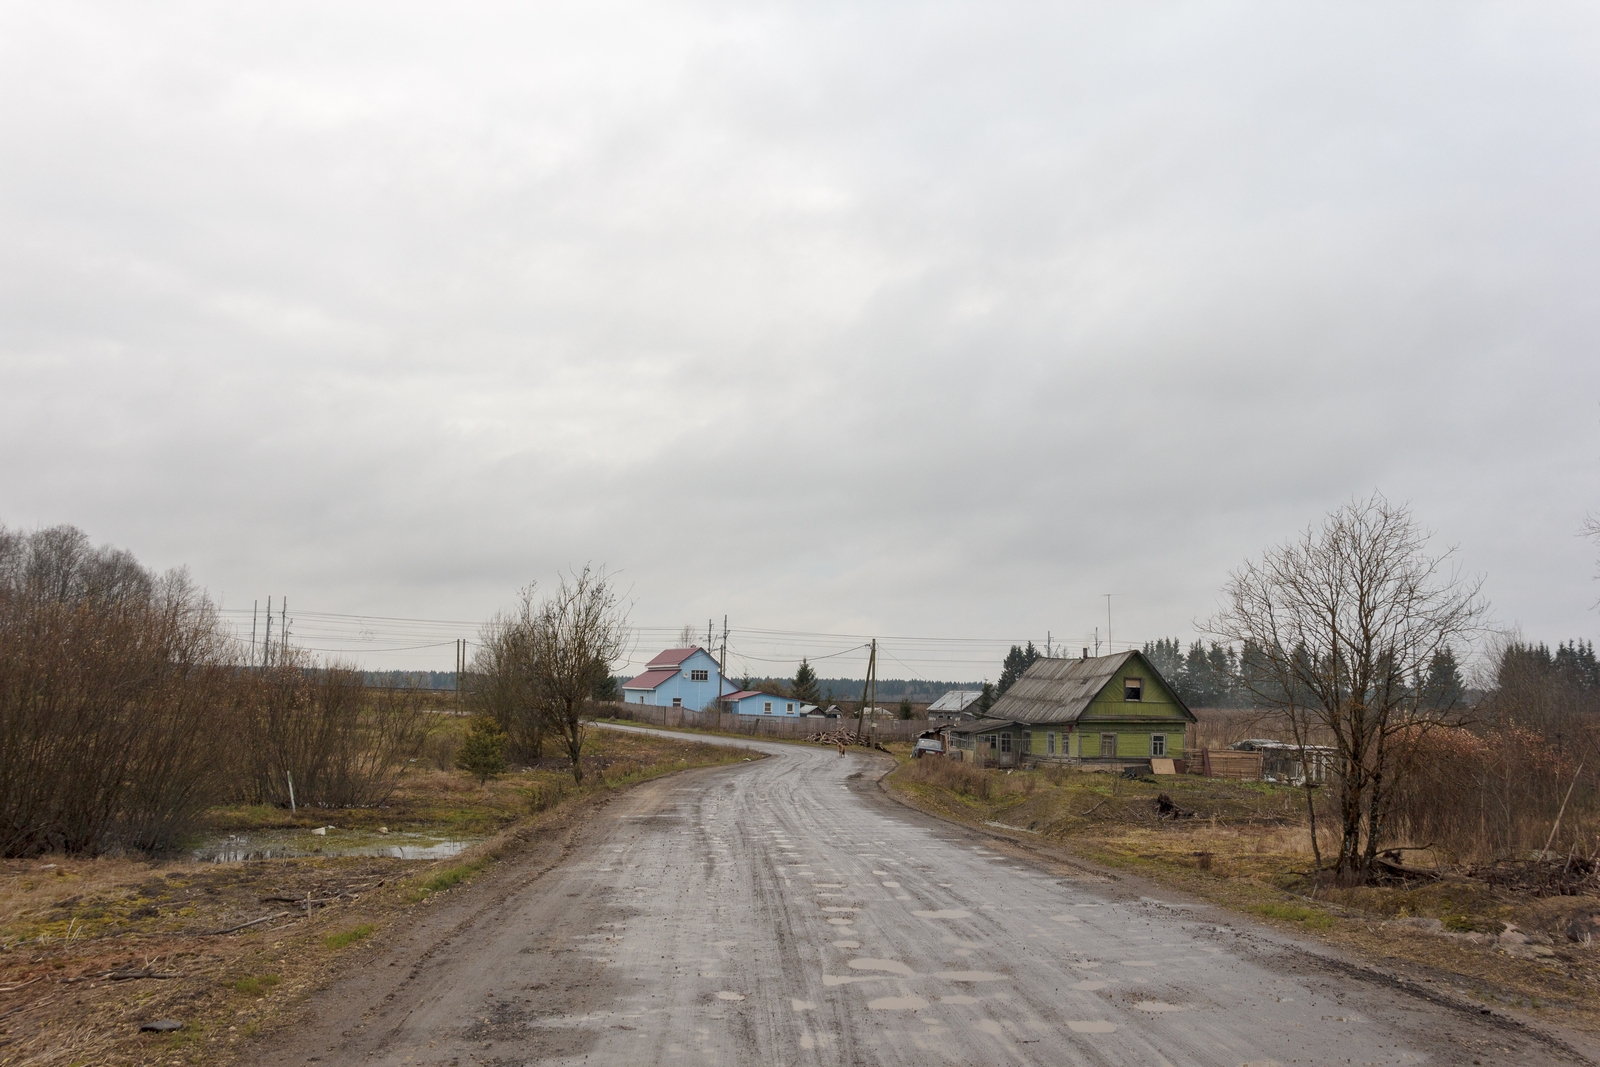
xmin=1124 ymin=677 xmax=1143 ymax=701
xmin=764 ymin=701 xmax=773 ymax=714
xmin=1046 ymin=732 xmax=1056 ymax=755
xmin=672 ymin=697 xmax=682 ymax=708
xmin=786 ymin=702 xmax=795 ymax=713
xmin=690 ymin=669 xmax=709 ymax=682
xmin=1000 ymin=733 xmax=1013 ymax=754
xmin=1151 ymin=734 xmax=1167 ymax=757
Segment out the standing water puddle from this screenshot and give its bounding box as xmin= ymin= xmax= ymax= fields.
xmin=193 ymin=828 xmax=480 ymax=862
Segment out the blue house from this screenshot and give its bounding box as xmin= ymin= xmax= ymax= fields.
xmin=722 ymin=690 xmax=807 ymax=717
xmin=621 ymin=647 xmax=731 ymax=709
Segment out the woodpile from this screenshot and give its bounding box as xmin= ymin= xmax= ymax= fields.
xmin=805 ymin=730 xmax=889 ymax=752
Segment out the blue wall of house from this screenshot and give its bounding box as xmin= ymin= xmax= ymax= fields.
xmin=621 ymin=648 xmax=729 ymax=709
xmin=727 ymin=692 xmax=801 ymax=717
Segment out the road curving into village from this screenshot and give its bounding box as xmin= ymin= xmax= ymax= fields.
xmin=257 ymin=726 xmax=1593 ymax=1066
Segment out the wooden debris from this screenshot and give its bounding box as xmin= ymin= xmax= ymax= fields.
xmin=1153 ymin=793 xmax=1195 ymax=819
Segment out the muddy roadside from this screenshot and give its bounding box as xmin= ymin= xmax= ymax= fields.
xmin=0 ymin=730 xmax=751 ymax=1067
xmin=869 ymin=748 xmax=1600 ymax=1060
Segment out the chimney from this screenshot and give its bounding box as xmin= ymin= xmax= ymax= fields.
xmin=1081 ymin=648 xmax=1088 ymax=660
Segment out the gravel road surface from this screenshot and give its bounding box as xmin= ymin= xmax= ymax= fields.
xmin=258 ymin=726 xmax=1592 ymax=1066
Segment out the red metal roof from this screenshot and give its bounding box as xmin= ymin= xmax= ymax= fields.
xmin=724 ymin=690 xmax=787 ymax=702
xmin=646 ymin=646 xmax=703 ymax=668
xmin=621 ymin=668 xmax=679 ymax=690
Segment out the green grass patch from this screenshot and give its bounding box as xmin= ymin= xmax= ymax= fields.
xmin=1251 ymin=902 xmax=1335 ymax=929
xmin=323 ymin=924 xmax=375 ymax=949
xmin=232 ymin=974 xmax=281 ymax=996
xmin=404 ymin=856 xmax=494 ymax=902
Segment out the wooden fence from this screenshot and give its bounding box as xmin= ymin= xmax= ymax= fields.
xmin=598 ymin=702 xmax=929 ymax=742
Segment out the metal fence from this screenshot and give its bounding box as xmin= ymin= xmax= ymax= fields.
xmin=597 ymin=702 xmax=929 ymax=742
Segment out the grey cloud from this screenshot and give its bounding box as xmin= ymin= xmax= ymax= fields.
xmin=2 ymin=1 xmax=1598 ymax=673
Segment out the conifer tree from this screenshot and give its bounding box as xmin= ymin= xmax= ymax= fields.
xmin=792 ymin=658 xmax=821 ymax=705
xmin=455 ymin=714 xmax=508 ymax=784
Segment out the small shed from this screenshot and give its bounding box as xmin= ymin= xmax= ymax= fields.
xmin=926 ymin=690 xmax=985 ymax=722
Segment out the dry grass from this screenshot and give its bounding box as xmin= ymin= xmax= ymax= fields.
xmin=888 ymin=755 xmax=1600 ymax=1030
xmin=0 ymin=729 xmax=746 ymax=1066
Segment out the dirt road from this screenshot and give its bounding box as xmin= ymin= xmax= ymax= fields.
xmin=257 ymin=727 xmax=1592 ymax=1065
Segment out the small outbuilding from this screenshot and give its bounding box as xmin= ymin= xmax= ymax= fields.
xmin=722 ymin=690 xmax=804 ymax=717
xmin=926 ymin=690 xmax=985 ymax=722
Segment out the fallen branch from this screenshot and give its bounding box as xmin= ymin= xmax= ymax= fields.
xmin=100 ymin=966 xmax=176 ymax=981
xmin=205 ymin=912 xmax=290 ymax=936
xmin=1078 ymin=799 xmax=1109 ymax=817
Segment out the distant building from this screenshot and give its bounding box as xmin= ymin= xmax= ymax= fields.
xmin=926 ymin=690 xmax=984 ymax=722
xmin=722 ymin=690 xmax=805 ymax=717
xmin=621 ymin=647 xmax=732 ymax=709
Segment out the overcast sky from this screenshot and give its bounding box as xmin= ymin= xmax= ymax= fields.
xmin=3 ymin=2 xmax=1597 ymax=679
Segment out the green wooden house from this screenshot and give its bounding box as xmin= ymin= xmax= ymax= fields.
xmin=983 ymin=650 xmax=1195 ymax=763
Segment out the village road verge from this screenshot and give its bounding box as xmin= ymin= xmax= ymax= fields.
xmin=0 ymin=729 xmax=747 ymax=1067
xmin=880 ymin=753 xmax=1600 ymax=1047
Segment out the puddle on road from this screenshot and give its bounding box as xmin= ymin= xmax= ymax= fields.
xmin=193 ymin=828 xmax=481 ymax=862
xmin=868 ymin=995 xmax=928 ymax=1010
xmin=848 ymin=958 xmax=915 ymax=976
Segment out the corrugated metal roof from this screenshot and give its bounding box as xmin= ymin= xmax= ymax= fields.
xmin=927 ymin=690 xmax=983 ymax=713
xmin=987 ymin=651 xmax=1193 ymax=725
xmin=621 ymin=668 xmax=679 ymax=690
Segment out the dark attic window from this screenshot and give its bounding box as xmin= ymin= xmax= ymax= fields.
xmin=1124 ymin=678 xmax=1143 ymax=701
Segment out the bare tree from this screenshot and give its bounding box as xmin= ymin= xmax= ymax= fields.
xmin=529 ymin=566 xmax=628 ymax=783
xmin=465 ymin=588 xmax=545 ymax=763
xmin=1208 ymin=494 xmax=1487 ymax=883
xmin=1585 ymin=513 xmax=1600 ymax=607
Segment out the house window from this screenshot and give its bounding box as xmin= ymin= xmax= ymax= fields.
xmin=1000 ymin=733 xmax=1012 ymax=753
xmin=1046 ymin=732 xmax=1056 ymax=755
xmin=690 ymin=669 xmax=709 ymax=682
xmin=1151 ymin=734 xmax=1167 ymax=757
xmin=672 ymin=697 xmax=682 ymax=708
xmin=1124 ymin=678 xmax=1143 ymax=701
xmin=1021 ymin=732 xmax=1031 ymax=753
xmin=764 ymin=702 xmax=772 ymax=714
xmin=1100 ymin=733 xmax=1117 ymax=757
xmin=786 ymin=702 xmax=795 ymax=713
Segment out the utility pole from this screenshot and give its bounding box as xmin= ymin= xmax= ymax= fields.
xmin=854 ymin=640 xmax=876 ymax=744
xmin=1093 ymin=626 xmax=1099 ymax=657
xmin=719 ymin=615 xmax=728 ymax=703
xmin=264 ymin=596 xmax=273 ymax=668
xmin=250 ymin=600 xmax=258 ymax=668
xmin=1046 ymin=630 xmax=1051 ymax=658
xmin=1105 ymin=594 xmax=1114 ymax=654
xmin=280 ymin=598 xmax=288 ymax=661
